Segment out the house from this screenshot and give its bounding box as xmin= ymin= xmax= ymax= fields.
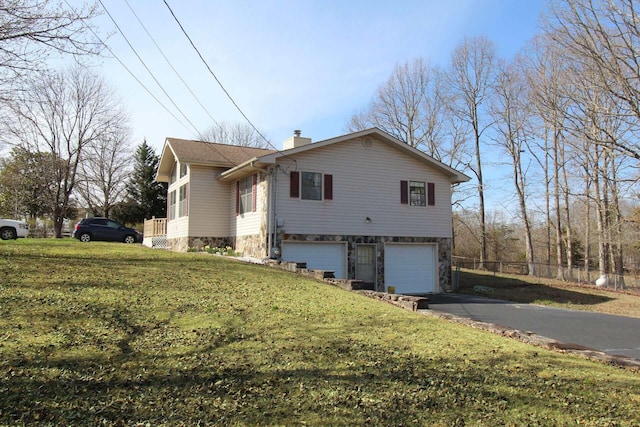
xmin=155 ymin=128 xmax=470 ymax=293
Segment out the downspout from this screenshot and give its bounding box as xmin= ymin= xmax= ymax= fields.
xmin=270 ymin=165 xmax=279 ymax=259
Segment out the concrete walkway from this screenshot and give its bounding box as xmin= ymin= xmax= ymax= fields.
xmin=422 ymin=293 xmax=640 ymax=362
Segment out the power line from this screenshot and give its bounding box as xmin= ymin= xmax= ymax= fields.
xmin=122 ymin=0 xmax=222 ymax=131
xmin=161 ymin=0 xmax=279 ymax=152
xmin=74 ymin=10 xmax=193 ymax=134
xmin=121 ymin=0 xmax=252 ymax=164
xmin=99 ymin=0 xmax=202 ymax=136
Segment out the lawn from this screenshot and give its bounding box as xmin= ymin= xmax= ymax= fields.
xmin=1 ymin=239 xmax=639 ymax=426
xmin=458 ymin=269 xmax=640 ymax=318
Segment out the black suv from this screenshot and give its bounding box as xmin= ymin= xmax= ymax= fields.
xmin=73 ymin=218 xmax=141 ymax=243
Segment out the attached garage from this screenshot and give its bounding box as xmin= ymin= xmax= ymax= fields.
xmin=384 ymin=243 xmax=437 ymax=294
xmin=281 ymin=242 xmax=347 ymax=279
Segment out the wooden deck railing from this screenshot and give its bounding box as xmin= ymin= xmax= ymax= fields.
xmin=143 ymin=216 xmax=167 ymax=238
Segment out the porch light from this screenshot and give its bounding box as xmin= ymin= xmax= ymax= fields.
xmin=365 ymin=217 xmax=372 ymax=223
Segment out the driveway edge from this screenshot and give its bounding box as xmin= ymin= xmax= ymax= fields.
xmin=420 ymin=308 xmax=640 ymax=371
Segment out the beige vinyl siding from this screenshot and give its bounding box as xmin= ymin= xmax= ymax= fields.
xmin=188 ymin=166 xmax=230 ymax=237
xmin=275 ymin=139 xmax=453 ymax=238
xmin=230 ymin=173 xmax=264 ymax=237
xmin=167 ymin=216 xmax=189 ymax=239
xmin=166 ymin=172 xmax=190 ymax=238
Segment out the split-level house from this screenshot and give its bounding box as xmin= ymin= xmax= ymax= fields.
xmin=155 ymin=128 xmax=470 ymax=293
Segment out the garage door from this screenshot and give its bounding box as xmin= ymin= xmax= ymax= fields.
xmin=385 ymin=244 xmax=436 ymax=294
xmin=281 ymin=242 xmax=346 ymax=279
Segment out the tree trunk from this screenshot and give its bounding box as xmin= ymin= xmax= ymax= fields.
xmin=553 ymin=128 xmax=564 ymax=280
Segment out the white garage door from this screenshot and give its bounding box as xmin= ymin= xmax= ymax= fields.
xmin=282 ymin=242 xmax=346 ymax=279
xmin=385 ymin=244 xmax=436 ymax=294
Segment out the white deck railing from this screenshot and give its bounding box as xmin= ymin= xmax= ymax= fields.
xmin=143 ymin=217 xmax=167 ymax=248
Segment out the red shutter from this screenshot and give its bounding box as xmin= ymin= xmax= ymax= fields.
xmin=324 ymin=174 xmax=333 ymax=200
xmin=428 ymin=182 xmax=435 ymax=206
xmin=400 ymin=180 xmax=408 ymax=204
xmin=236 ymin=181 xmax=240 ymax=215
xmin=290 ymin=171 xmax=300 ymax=198
xmin=252 ymin=174 xmax=258 ymax=212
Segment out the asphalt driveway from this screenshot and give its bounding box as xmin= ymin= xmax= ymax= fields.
xmin=423 ymin=293 xmax=640 ymax=360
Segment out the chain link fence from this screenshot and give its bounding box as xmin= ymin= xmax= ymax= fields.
xmin=453 ymin=258 xmax=640 ymax=293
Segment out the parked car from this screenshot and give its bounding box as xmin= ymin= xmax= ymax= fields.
xmin=0 ymin=218 xmax=29 ymax=240
xmin=72 ymin=218 xmax=141 ymax=243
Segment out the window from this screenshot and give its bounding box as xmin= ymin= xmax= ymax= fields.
xmin=400 ymin=180 xmax=435 ymax=206
xmin=236 ymin=175 xmax=255 ymax=215
xmin=302 ymin=172 xmax=322 ymax=200
xmin=290 ymin=171 xmax=333 ymax=200
xmin=180 ymin=163 xmax=188 ymax=178
xmin=106 ymin=220 xmax=121 ymax=229
xmin=169 ymin=190 xmax=176 ymax=220
xmin=169 ymin=162 xmax=177 ymax=184
xmin=410 ymin=181 xmax=426 ymax=206
xmin=179 ymin=184 xmax=188 ymax=217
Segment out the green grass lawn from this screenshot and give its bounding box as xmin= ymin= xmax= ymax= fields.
xmin=1 ymin=239 xmax=639 ymax=426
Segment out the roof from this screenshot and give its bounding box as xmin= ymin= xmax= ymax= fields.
xmin=220 ymin=128 xmax=471 ymax=184
xmin=156 ymin=138 xmax=276 ymax=182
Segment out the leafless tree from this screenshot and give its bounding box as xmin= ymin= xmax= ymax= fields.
xmin=522 ymin=34 xmax=573 ymax=280
xmin=77 ymin=124 xmax=133 ymax=218
xmin=198 ymin=121 xmax=269 ymax=148
xmin=0 ymin=1 xmax=101 ymax=98
xmin=1 ymin=65 xmax=128 ymax=237
xmin=347 ymin=58 xmax=444 ymax=151
xmin=491 ymin=59 xmax=537 ymax=275
xmin=546 ymin=0 xmax=640 ymax=162
xmin=446 ymin=36 xmax=497 ymax=269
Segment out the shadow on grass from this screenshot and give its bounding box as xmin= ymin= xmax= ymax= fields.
xmin=458 ymin=270 xmax=614 ymax=306
xmin=2 ymin=333 xmax=638 ymax=426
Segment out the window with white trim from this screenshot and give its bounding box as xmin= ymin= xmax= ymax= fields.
xmin=169 ymin=190 xmax=176 ymax=220
xmin=180 ymin=163 xmax=188 ymax=178
xmin=410 ymin=181 xmax=426 ymax=206
xmin=301 ymin=172 xmax=322 ymax=200
xmin=169 ymin=162 xmax=177 ymax=184
xmin=400 ymin=180 xmax=435 ymax=206
xmin=178 ymin=184 xmax=188 ymax=217
xmin=238 ymin=175 xmax=253 ymax=214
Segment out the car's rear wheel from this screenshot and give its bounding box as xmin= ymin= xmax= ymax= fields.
xmin=0 ymin=227 xmax=16 ymax=240
xmin=124 ymin=235 xmax=136 ymax=244
xmin=79 ymin=233 xmax=91 ymax=242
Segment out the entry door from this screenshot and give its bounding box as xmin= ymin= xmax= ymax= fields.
xmin=356 ymin=245 xmax=376 ymax=287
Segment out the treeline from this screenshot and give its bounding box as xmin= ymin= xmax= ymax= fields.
xmin=349 ymin=0 xmax=640 ymax=282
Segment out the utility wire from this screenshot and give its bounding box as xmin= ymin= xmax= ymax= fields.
xmin=161 ymin=0 xmax=280 ymax=152
xmin=120 ymin=0 xmax=239 ymax=165
xmin=75 ymin=10 xmax=193 ymax=134
xmin=122 ymin=0 xmax=252 ymax=165
xmin=122 ymin=0 xmax=222 ymax=131
xmin=99 ymin=0 xmax=201 ymax=136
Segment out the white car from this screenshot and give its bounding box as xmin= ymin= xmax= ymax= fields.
xmin=0 ymin=219 xmax=29 ymax=240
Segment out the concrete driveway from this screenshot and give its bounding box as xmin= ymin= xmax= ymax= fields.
xmin=422 ymin=293 xmax=640 ymax=361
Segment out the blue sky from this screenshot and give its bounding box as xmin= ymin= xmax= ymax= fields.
xmin=84 ymin=0 xmax=547 ymax=154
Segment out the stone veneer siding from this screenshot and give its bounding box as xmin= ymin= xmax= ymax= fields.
xmin=235 ymin=234 xmax=268 ymax=259
xmin=167 ymin=234 xmax=266 ymax=259
xmin=280 ymin=234 xmax=452 ymax=292
xmin=167 ymin=236 xmax=234 ymax=252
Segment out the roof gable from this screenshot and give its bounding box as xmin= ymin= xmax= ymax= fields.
xmin=156 ymin=138 xmax=275 ymax=182
xmin=254 ymin=128 xmax=470 ymax=184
